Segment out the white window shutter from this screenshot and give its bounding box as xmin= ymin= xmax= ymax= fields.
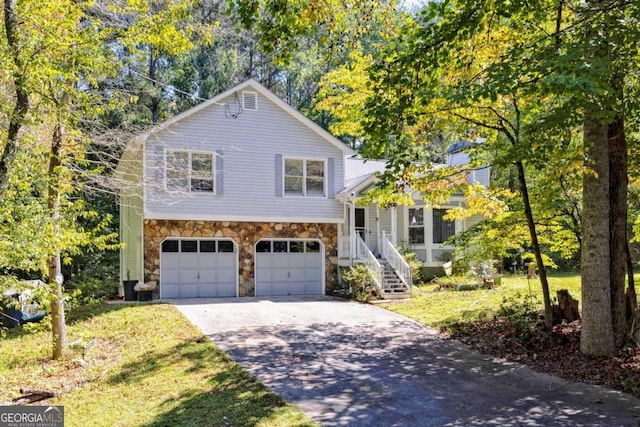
xmin=275 ymin=154 xmax=283 ymax=196
xmin=215 ymin=150 xmax=224 ymax=195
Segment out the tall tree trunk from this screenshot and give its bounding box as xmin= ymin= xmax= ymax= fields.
xmin=1 ymin=0 xmax=30 ymax=193
xmin=581 ymin=116 xmax=615 ymax=356
xmin=515 ymin=160 xmax=553 ymax=329
xmin=49 ymin=118 xmax=67 ymax=360
xmin=149 ymin=48 xmax=160 ymax=124
xmin=609 ymin=112 xmax=627 ymax=347
xmin=626 ymin=240 xmax=637 ymax=318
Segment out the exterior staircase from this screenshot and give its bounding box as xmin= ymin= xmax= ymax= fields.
xmin=381 ymin=260 xmax=411 ymax=299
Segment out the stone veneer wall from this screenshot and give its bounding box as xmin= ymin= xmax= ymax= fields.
xmin=144 ymin=220 xmax=338 ymax=297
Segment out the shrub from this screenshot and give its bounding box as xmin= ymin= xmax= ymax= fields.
xmin=402 ymin=251 xmax=424 ymax=284
xmin=65 ymin=272 xmax=119 ymax=305
xmin=342 ymin=264 xmax=376 ymax=302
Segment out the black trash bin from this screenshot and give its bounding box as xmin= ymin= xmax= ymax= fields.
xmin=123 ymin=280 xmax=138 ymax=301
xmin=138 ymin=291 xmax=152 ymax=302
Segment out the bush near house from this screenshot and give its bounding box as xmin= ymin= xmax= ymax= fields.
xmin=341 ymin=263 xmax=377 ymax=302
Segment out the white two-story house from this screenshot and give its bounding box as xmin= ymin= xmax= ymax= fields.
xmin=117 ymin=80 xmax=488 ymax=300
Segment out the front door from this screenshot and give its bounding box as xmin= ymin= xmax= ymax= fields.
xmin=355 ymin=208 xmax=366 ymax=242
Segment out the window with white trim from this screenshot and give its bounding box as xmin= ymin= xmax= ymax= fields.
xmin=166 ymin=150 xmax=215 ymax=192
xmin=284 ymin=158 xmax=325 ymax=196
xmin=433 ymin=208 xmax=455 ymax=244
xmin=408 ymin=207 xmax=425 ymax=244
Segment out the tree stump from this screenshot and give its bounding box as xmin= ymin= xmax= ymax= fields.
xmin=553 ymin=289 xmax=580 ymax=324
xmin=527 ymin=262 xmax=537 ymax=279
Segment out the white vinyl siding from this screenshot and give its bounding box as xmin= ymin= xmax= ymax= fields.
xmin=144 ymin=90 xmax=346 ymax=222
xmin=120 ymin=193 xmax=143 ymax=284
xmin=118 ymin=145 xmax=144 ymax=286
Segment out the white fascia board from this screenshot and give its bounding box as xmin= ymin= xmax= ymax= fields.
xmin=143 ymin=212 xmax=346 ymax=224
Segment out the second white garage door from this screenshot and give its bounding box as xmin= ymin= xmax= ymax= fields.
xmin=255 ymin=239 xmax=324 ymax=296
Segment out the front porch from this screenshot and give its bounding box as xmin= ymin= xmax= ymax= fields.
xmin=338 ymin=231 xmax=412 ymax=299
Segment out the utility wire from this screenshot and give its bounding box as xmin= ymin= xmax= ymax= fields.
xmin=125 ymin=67 xmax=225 ymax=105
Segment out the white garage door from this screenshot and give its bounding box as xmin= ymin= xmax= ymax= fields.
xmin=255 ymin=239 xmax=324 ymax=296
xmin=161 ymin=239 xmax=237 ymax=298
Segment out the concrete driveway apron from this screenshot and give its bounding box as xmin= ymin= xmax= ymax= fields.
xmin=172 ymin=296 xmax=640 ymax=426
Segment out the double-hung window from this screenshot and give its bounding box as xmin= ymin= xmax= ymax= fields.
xmin=284 ymin=158 xmax=325 ymax=196
xmin=166 ymin=150 xmax=215 ymax=193
xmin=433 ymin=208 xmax=455 ymax=244
xmin=408 ymin=207 xmax=425 ymax=244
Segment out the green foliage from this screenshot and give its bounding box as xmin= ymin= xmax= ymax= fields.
xmin=431 ymin=274 xmax=472 ymax=291
xmin=65 ymin=266 xmax=119 ymax=306
xmin=341 ymin=263 xmax=376 ymax=302
xmin=496 ymin=293 xmax=543 ymax=343
xmin=396 ymin=247 xmax=423 ymax=285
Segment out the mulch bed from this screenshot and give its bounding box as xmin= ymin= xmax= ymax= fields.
xmin=443 ymin=317 xmax=640 ymax=397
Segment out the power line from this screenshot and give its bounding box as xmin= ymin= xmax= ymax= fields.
xmin=125 ymin=67 xmax=225 ymax=105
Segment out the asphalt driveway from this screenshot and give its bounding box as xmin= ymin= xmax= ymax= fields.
xmin=172 ymin=296 xmax=640 ymax=426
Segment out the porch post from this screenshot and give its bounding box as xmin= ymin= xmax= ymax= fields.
xmin=349 ymin=201 xmax=356 ymax=260
xmin=375 ymin=205 xmax=381 ymax=256
xmin=391 ymin=205 xmax=398 ymax=245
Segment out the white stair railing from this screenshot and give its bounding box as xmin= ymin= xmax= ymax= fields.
xmin=355 ymin=234 xmax=384 ymax=295
xmin=381 ymin=231 xmax=412 ymax=290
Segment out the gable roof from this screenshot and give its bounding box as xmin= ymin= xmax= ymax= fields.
xmin=336 ymin=158 xmax=387 ymax=201
xmin=117 ymin=80 xmax=353 ymax=175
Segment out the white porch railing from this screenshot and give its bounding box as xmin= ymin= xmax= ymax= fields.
xmin=381 ymin=231 xmax=412 ymax=288
xmin=355 ymin=234 xmax=384 ymax=295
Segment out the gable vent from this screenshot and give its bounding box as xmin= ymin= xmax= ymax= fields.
xmin=242 ymin=91 xmax=258 ymax=111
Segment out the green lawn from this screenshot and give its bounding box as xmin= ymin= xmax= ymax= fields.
xmin=381 ymin=273 xmax=583 ymax=329
xmin=0 ymin=303 xmax=315 ymax=427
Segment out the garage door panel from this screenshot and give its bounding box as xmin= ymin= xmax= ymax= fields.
xmin=305 ymin=282 xmax=322 ymax=294
xmin=181 ymin=255 xmax=198 ymax=268
xmin=305 ymin=269 xmax=322 ymax=281
xmin=198 ymin=254 xmax=217 ymax=265
xmin=180 ymin=270 xmax=198 ymax=283
xmin=163 ymin=284 xmax=181 ymax=299
xmin=180 ymin=284 xmax=199 ymax=298
xmin=289 ymin=268 xmax=306 ymax=281
xmin=272 ymin=268 xmax=290 ymax=281
xmin=217 ymin=268 xmax=236 ymax=282
xmin=305 ymin=254 xmax=323 ymax=268
xmin=199 ymin=269 xmax=215 ymax=281
xmin=163 ymin=253 xmax=180 ymax=267
xmin=216 ymin=253 xmax=236 ymax=266
xmin=272 ymin=256 xmax=290 ymax=268
xmin=163 ymin=269 xmax=180 ymax=284
xmin=216 ymin=282 xmax=236 ymax=297
xmin=272 ymin=282 xmax=291 ymax=296
xmin=198 ymin=283 xmax=217 ymax=298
